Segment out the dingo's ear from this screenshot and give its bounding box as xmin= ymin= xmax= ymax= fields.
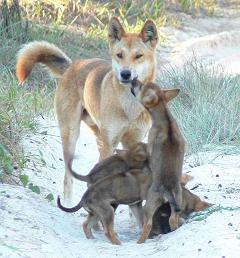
xmin=108 ymin=17 xmax=125 ymax=44
xmin=140 ymin=20 xmax=158 ymax=48
xmin=163 ymin=88 xmax=180 ymax=102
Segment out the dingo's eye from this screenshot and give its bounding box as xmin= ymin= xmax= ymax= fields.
xmin=116 ymin=53 xmax=123 ymax=59
xmin=135 ymin=54 xmax=143 ymax=59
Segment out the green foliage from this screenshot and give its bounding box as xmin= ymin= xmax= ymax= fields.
xmin=20 ymin=174 xmax=47 ymax=197
xmin=28 ymin=183 xmax=41 ymax=194
xmin=191 ymin=205 xmax=240 ymax=221
xmin=0 ymin=0 xmax=29 ymax=42
xmin=179 ymin=0 xmax=217 ymax=14
xmin=0 ymin=68 xmax=52 ymax=182
xmin=45 ymin=193 xmax=54 ymax=202
xmin=0 ymin=143 xmax=13 ymax=181
xmin=19 ymin=174 xmax=29 ymax=187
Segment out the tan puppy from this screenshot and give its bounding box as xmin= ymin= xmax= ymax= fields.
xmin=57 ymin=168 xmax=152 ymax=245
xmin=131 ymin=80 xmax=185 ymax=243
xmin=149 ymin=186 xmax=212 ymax=237
xmin=16 ymin=17 xmax=159 ymax=204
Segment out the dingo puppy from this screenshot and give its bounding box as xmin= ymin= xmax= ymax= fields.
xmin=69 ymin=142 xmax=149 ymax=185
xmin=149 ymin=186 xmax=212 ymax=237
xmin=131 ymin=80 xmax=185 ymax=243
xmin=16 ymin=17 xmax=159 ymax=204
xmin=57 ymin=168 xmax=152 ymax=245
xmin=69 ymin=142 xmax=149 ymax=228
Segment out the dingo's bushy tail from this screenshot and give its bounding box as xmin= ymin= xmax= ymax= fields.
xmin=16 ymin=41 xmax=72 ymax=83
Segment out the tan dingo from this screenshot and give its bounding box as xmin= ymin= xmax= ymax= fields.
xmin=16 ymin=17 xmax=159 ymax=204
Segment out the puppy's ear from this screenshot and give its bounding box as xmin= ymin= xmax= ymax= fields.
xmin=195 ymin=200 xmax=213 ymax=212
xmin=108 ymin=17 xmax=125 ymax=45
xmin=140 ymin=19 xmax=158 ymax=48
xmin=163 ymin=88 xmax=180 ymax=102
xmin=142 ymin=92 xmax=159 ymax=108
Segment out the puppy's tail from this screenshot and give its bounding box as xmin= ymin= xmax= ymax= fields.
xmin=68 ymin=160 xmax=89 ymax=183
xmin=16 ymin=41 xmax=72 ymax=84
xmin=57 ymin=196 xmax=83 ymax=213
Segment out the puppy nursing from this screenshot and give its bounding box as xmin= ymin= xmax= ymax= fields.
xmin=57 ymin=80 xmax=212 ymax=245
xmin=149 ymin=186 xmax=212 ymax=237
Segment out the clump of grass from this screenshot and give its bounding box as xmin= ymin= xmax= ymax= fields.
xmin=159 ymin=60 xmax=240 ymax=154
xmin=0 ymin=0 xmax=28 ymax=40
xmin=178 ymin=0 xmax=217 ymax=15
xmin=0 ymin=68 xmax=53 ymax=183
xmin=19 ymin=0 xmax=168 ymax=40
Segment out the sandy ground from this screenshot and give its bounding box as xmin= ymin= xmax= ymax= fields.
xmin=1 ymin=119 xmax=240 ymax=258
xmin=1 ymin=3 xmax=240 ymax=258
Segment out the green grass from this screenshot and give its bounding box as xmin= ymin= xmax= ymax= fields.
xmin=190 ymin=205 xmax=240 ymax=221
xmin=179 ymin=0 xmax=216 ymax=15
xmin=159 ymin=60 xmax=240 ymax=154
xmin=0 ymin=67 xmax=53 ymax=183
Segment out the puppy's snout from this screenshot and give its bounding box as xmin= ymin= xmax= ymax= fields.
xmin=130 ymin=78 xmax=141 ymax=96
xmin=120 ymin=70 xmax=131 ymax=81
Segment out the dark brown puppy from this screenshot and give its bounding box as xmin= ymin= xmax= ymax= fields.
xmin=149 ymin=186 xmax=212 ymax=237
xmin=58 ymin=168 xmax=152 ymax=245
xmin=69 ymin=142 xmax=149 ymax=228
xmin=132 ymin=80 xmax=185 ymax=243
xmin=149 ymin=202 xmax=171 ymax=237
xmin=69 ymin=142 xmax=148 ymax=185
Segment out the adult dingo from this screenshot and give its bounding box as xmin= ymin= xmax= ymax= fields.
xmin=16 ymin=17 xmax=159 ymax=204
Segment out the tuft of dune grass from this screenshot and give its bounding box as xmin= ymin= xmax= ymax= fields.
xmin=0 ymin=67 xmax=53 ymax=183
xmin=159 ymin=60 xmax=240 ymax=154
